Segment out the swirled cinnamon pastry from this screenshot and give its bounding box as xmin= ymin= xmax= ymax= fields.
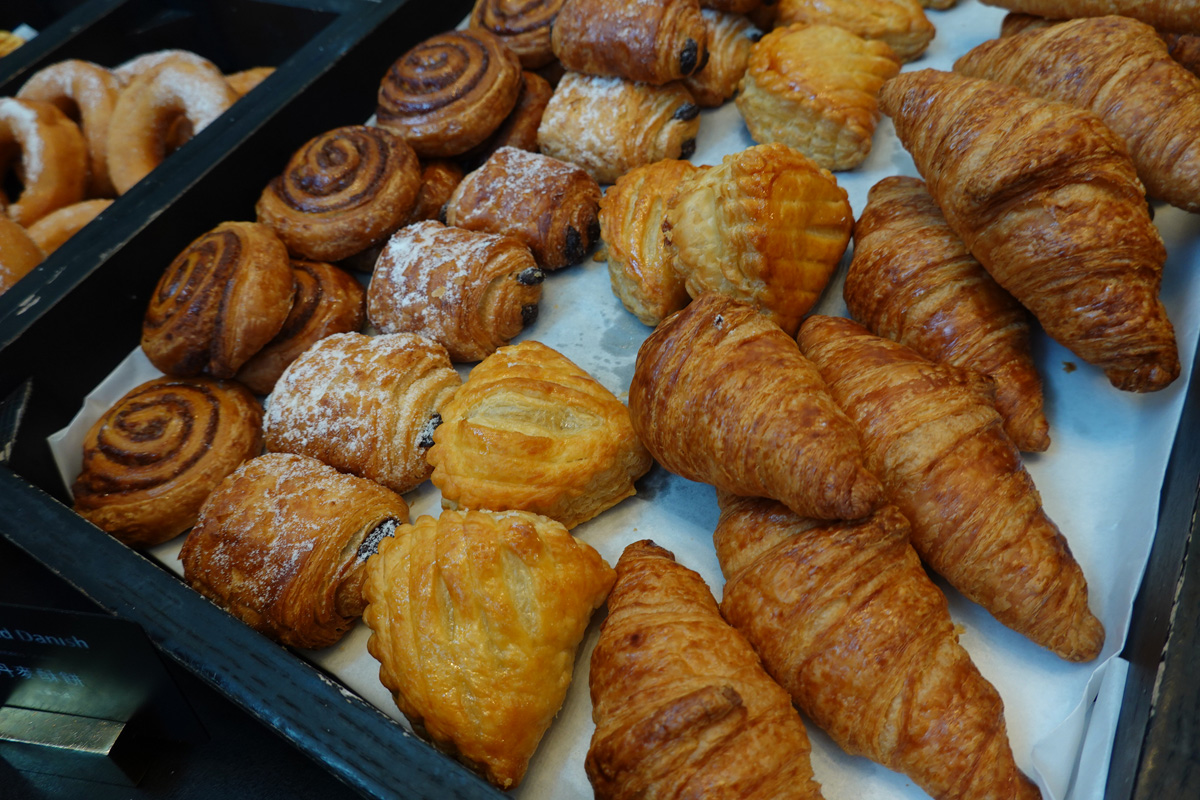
xmin=469 ymin=0 xmax=566 ymax=69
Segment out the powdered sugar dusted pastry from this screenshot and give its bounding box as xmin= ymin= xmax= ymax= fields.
xmin=469 ymin=0 xmax=566 ymax=69
xmin=367 ymin=221 xmax=543 ymax=362
xmin=445 ymin=146 xmax=601 ymax=270
xmin=663 ymin=143 xmax=853 ymax=335
xmin=428 ymin=340 xmax=653 ymax=529
xmin=600 ymin=159 xmax=700 ymax=326
xmin=181 ymin=452 xmax=410 ymax=649
xmin=264 ymin=331 xmax=462 ymax=494
xmin=551 ymin=0 xmax=709 ymax=85
xmin=362 ymin=508 xmax=614 ymax=788
xmin=776 ymin=0 xmax=935 ymax=63
xmin=0 ymin=215 xmax=43 ymax=293
xmin=24 ymin=198 xmax=111 ymax=255
xmin=256 ymin=125 xmax=421 ymax=261
xmin=0 ymin=97 xmax=88 ymax=226
xmin=684 ymin=9 xmax=761 ymax=107
xmin=537 ymin=72 xmax=700 ymax=184
xmin=738 ymin=24 xmax=900 ymax=171
xmin=72 ymin=376 xmax=263 ymax=548
xmin=112 ymin=49 xmax=219 ymax=84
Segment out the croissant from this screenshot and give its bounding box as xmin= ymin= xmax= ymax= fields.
xmin=714 ymin=494 xmax=1041 ymax=800
xmin=799 ymin=314 xmax=1104 ymax=661
xmin=551 ymin=0 xmax=709 ymax=85
xmin=1164 ymin=32 xmax=1200 ymax=75
xmin=879 ymin=69 xmax=1178 ymax=393
xmin=845 ymin=176 xmax=1050 ymax=452
xmin=362 ymin=508 xmax=614 ymax=789
xmin=955 ymin=16 xmax=1200 ymax=213
xmin=628 ymin=292 xmax=883 ymax=521
xmin=587 ymin=539 xmax=825 ymax=800
xmin=979 ymin=0 xmax=1199 ymax=34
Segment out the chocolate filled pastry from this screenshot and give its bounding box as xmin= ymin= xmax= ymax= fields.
xmin=235 ymin=259 xmax=366 ymax=395
xmin=264 ymin=331 xmax=462 ymax=494
xmin=141 ymin=221 xmax=295 ymax=379
xmin=551 ymin=0 xmax=710 ymax=85
xmin=737 ymin=23 xmax=901 ymax=171
xmin=587 ymin=539 xmax=825 ymax=800
xmin=256 ymin=125 xmax=421 ymax=261
xmin=599 ymin=159 xmax=701 ymax=326
xmin=17 ymin=59 xmax=122 ymax=197
xmin=407 ymin=159 xmax=465 ymax=224
xmin=72 ymin=376 xmax=263 ymax=548
xmin=444 ymin=146 xmax=601 ymax=270
xmin=469 ymin=0 xmax=566 ymax=69
xmin=536 ymin=72 xmax=701 ymax=184
xmin=366 ymin=220 xmax=543 ymax=362
xmin=0 ymin=97 xmax=88 ymax=227
xmin=181 ymin=452 xmax=410 ymax=649
xmin=0 ymin=215 xmax=45 ymax=294
xmin=462 ymin=71 xmax=554 ymax=165
xmin=663 ymin=143 xmax=853 ymax=335
xmin=375 ymin=28 xmax=524 ymax=158
xmin=628 ymin=293 xmax=883 ymax=521
xmin=362 ymin=508 xmax=614 ymax=789
xmin=427 ymin=340 xmax=653 ymax=529
xmin=683 ymin=9 xmax=761 ymax=107
xmin=25 ymin=199 xmax=112 ymax=255
xmin=776 ymin=0 xmax=935 ymax=63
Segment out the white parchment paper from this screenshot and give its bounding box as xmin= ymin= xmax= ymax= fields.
xmin=48 ymin=3 xmax=1200 ymax=798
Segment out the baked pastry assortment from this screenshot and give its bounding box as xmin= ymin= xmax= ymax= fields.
xmin=72 ymin=376 xmax=263 ymax=548
xmin=427 ymin=340 xmax=653 ymax=529
xmin=776 ymin=0 xmax=936 ymax=62
xmin=0 ymin=97 xmax=88 ymax=227
xmin=980 ymin=0 xmax=1200 ymax=34
xmin=181 ymin=452 xmax=410 ymax=650
xmin=362 ymin=508 xmax=615 ymax=789
xmin=587 ymin=539 xmax=825 ymax=800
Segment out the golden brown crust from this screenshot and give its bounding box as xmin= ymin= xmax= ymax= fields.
xmin=256 ymin=125 xmax=421 ymax=261
xmin=714 ymin=496 xmax=1042 ymax=800
xmin=980 ymin=0 xmax=1200 ymax=34
xmin=112 ymin=50 xmax=219 ymax=84
xmin=0 ymin=215 xmax=44 ymax=293
xmin=879 ymin=68 xmax=1178 ymax=392
xmin=469 ymin=0 xmax=566 ymax=69
xmin=235 ymin=259 xmax=366 ymax=395
xmin=406 ymin=159 xmax=465 ymax=224
xmin=536 ymin=72 xmax=701 ymax=184
xmin=845 ymin=176 xmax=1050 ymax=452
xmin=72 ymin=376 xmax=263 ymax=548
xmin=776 ymin=0 xmax=935 ymax=62
xmin=663 ymin=143 xmax=852 ymax=335
xmin=552 ymin=0 xmax=710 ymax=85
xmin=462 ymin=71 xmax=554 ymax=165
xmin=362 ymin=508 xmax=614 ymax=789
xmin=587 ymin=539 xmax=825 ymax=800
xmin=0 ymin=97 xmax=88 ymax=226
xmin=799 ymin=314 xmax=1105 ymax=661
xmin=366 ymin=220 xmax=542 ymax=362
xmin=1163 ymin=32 xmax=1200 ymax=75
xmin=628 ymin=293 xmax=883 ymax=520
xmin=955 ymin=15 xmax=1200 ymax=212
xmin=264 ymin=331 xmax=462 ymax=494
xmin=445 ymin=146 xmax=601 ymax=270
xmin=683 ymin=9 xmax=760 ymax=107
xmin=702 ymin=0 xmax=764 ymax=12
xmin=428 ymin=340 xmax=653 ymax=528
xmin=600 ymin=159 xmax=699 ymax=326
xmin=141 ymin=221 xmax=295 ymax=379
xmin=181 ymin=452 xmax=409 ymax=649
xmin=24 ymin=198 xmax=112 ymax=255
xmin=225 ymin=66 xmax=274 ymax=96
xmin=737 ymin=24 xmax=900 ymax=171
xmin=376 ymin=28 xmax=524 ymax=158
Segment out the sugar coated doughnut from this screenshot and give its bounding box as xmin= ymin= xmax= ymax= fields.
xmin=0 ymin=97 xmax=88 ymax=226
xmin=25 ymin=198 xmax=113 ymax=255
xmin=226 ymin=66 xmax=275 ymax=96
xmin=0 ymin=215 xmax=45 ymax=294
xmin=113 ymin=49 xmax=219 ymax=85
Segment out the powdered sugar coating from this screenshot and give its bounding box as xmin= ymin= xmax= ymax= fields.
xmin=0 ymin=98 xmax=45 ymax=184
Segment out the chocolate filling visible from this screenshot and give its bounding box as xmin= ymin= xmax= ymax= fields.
xmin=517 ymin=266 xmax=545 ymax=286
xmin=418 ymin=412 xmax=442 ymax=448
xmin=522 ymin=303 xmax=540 ymax=325
xmin=680 ymin=138 xmax=697 ymax=160
xmin=587 ymin=218 xmax=600 ymax=244
xmin=674 ymin=103 xmax=700 ymax=122
xmin=564 ymin=225 xmax=584 ymax=263
xmin=357 ymin=517 xmax=400 ymax=561
xmin=437 ymin=202 xmax=449 ymax=224
xmin=680 ymin=38 xmax=699 ymax=76
xmin=698 ymin=48 xmax=710 ymax=72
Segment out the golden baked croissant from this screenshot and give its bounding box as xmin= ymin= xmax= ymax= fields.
xmin=714 ymin=494 xmax=1041 ymax=800
xmin=799 ymin=314 xmax=1104 ymax=661
xmin=683 ymin=9 xmax=760 ymax=107
xmin=979 ymin=0 xmax=1199 ymax=34
xmin=846 ymin=176 xmax=1050 ymax=452
xmin=628 ymin=293 xmax=883 ymax=521
xmin=181 ymin=452 xmax=410 ymax=649
xmin=1164 ymin=32 xmax=1200 ymax=75
xmin=663 ymin=143 xmax=853 ymax=335
xmin=879 ymin=68 xmax=1178 ymax=393
xmin=427 ymin=340 xmax=653 ymax=529
xmin=551 ymin=0 xmax=709 ymax=85
xmin=955 ymin=16 xmax=1200 ymax=213
xmin=587 ymin=539 xmax=825 ymax=800
xmin=776 ymin=0 xmax=935 ymax=62
xmin=362 ymin=508 xmax=615 ymax=789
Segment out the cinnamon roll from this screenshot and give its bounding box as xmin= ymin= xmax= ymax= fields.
xmin=256 ymin=125 xmax=421 ymax=262
xmin=408 ymin=159 xmax=465 ymax=224
xmin=463 ymin=71 xmax=554 ymax=165
xmin=72 ymin=376 xmax=264 ymax=547
xmin=376 ymin=28 xmax=524 ymax=158
xmin=0 ymin=97 xmax=88 ymax=226
xmin=469 ymin=0 xmax=566 ymax=69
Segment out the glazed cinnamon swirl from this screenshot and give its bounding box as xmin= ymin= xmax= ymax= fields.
xmin=72 ymin=376 xmax=264 ymax=547
xmin=256 ymin=125 xmax=421 ymax=262
xmin=375 ymin=28 xmax=524 ymax=158
xmin=469 ymin=0 xmax=566 ymax=69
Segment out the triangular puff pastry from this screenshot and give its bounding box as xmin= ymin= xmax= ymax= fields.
xmin=361 ymin=508 xmax=615 ymax=789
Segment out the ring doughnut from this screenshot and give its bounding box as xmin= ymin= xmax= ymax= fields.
xmin=106 ymin=59 xmax=238 ymax=194
xmin=25 ymin=198 xmax=113 ymax=255
xmin=0 ymin=97 xmax=88 ymax=226
xmin=0 ymin=215 xmax=45 ymax=295
xmin=113 ymin=49 xmax=219 ymax=85
xmin=226 ymin=66 xmax=275 ymax=96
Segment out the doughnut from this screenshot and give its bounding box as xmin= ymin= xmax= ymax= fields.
xmin=226 ymin=66 xmax=275 ymax=96
xmin=0 ymin=215 xmax=44 ymax=295
xmin=0 ymin=97 xmax=88 ymax=226
xmin=0 ymin=31 xmax=26 ymax=58
xmin=17 ymin=60 xmax=122 ymax=197
xmin=113 ymin=49 xmax=219 ymax=85
xmin=106 ymin=58 xmax=239 ymax=194
xmin=25 ymin=198 xmax=113 ymax=255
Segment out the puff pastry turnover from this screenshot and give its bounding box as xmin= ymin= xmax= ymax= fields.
xmin=776 ymin=0 xmax=935 ymax=62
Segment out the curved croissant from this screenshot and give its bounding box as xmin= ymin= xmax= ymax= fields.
xmin=979 ymin=0 xmax=1199 ymax=35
